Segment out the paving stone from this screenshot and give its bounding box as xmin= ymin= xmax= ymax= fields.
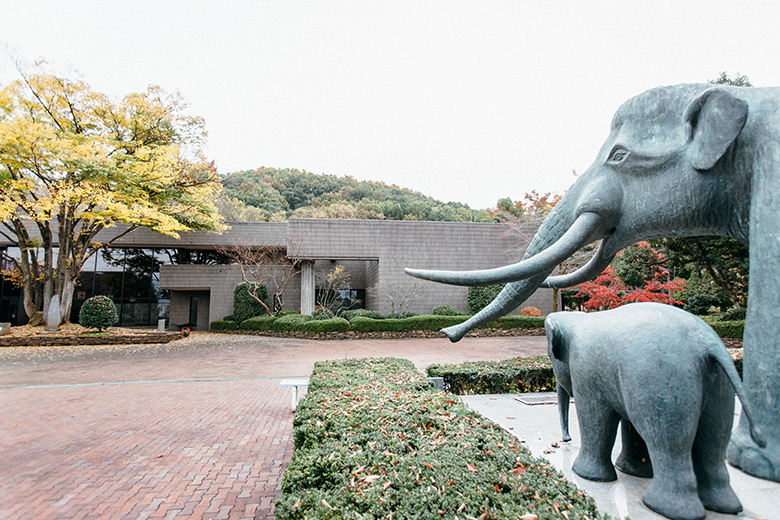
xmin=0 ymin=331 xmax=546 ymax=519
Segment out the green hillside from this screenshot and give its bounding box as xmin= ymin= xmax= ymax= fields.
xmin=217 ymin=167 xmax=492 ymax=222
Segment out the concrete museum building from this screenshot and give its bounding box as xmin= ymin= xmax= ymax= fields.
xmin=0 ymin=218 xmax=553 ymax=330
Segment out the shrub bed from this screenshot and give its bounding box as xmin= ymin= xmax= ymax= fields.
xmin=210 ymin=319 xmax=239 ymax=331
xmin=710 ymin=320 xmax=744 ymax=339
xmin=301 ymin=317 xmax=351 ymax=333
xmin=276 ymin=358 xmax=604 ymax=520
xmin=427 ymin=357 xmax=556 ymax=395
xmin=273 ymin=313 xmax=312 ymax=331
xmin=240 ymin=315 xmax=277 ymax=331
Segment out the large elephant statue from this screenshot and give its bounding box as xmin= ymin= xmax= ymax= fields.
xmin=405 ymin=83 xmax=780 ymax=481
xmin=546 ymin=303 xmax=765 ymax=520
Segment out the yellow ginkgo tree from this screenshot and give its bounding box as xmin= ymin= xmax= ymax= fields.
xmin=0 ymin=64 xmax=224 ymax=326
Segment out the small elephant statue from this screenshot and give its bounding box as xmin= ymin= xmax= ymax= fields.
xmin=546 ymin=303 xmax=765 ymax=520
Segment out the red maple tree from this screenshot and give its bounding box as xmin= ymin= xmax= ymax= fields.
xmin=573 ymin=242 xmax=686 ymax=310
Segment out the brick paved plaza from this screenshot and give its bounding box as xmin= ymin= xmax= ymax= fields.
xmin=0 ymin=332 xmax=546 ymax=519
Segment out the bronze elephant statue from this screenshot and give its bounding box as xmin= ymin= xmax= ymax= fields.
xmin=407 ymin=83 xmax=780 ymax=482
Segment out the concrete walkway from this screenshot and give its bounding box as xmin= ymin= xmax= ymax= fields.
xmin=0 ymin=332 xmax=546 ymax=520
xmin=464 ymin=394 xmax=779 ymax=520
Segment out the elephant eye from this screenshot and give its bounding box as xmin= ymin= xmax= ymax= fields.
xmin=608 ymin=147 xmax=629 ymax=163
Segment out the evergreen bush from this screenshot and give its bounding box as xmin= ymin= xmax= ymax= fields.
xmin=427 ymin=357 xmax=555 ymax=395
xmin=78 ymin=295 xmax=119 ymax=331
xmin=342 ymin=309 xmax=384 ymax=320
xmin=386 ymin=311 xmax=417 ymax=319
xmin=276 ymin=358 xmax=605 ymax=520
xmin=240 ymin=315 xmax=277 ymax=331
xmin=210 ymin=319 xmax=239 ymax=331
xmin=301 ymin=317 xmax=350 ymax=332
xmin=272 ymin=313 xmax=311 ymax=331
xmin=710 ymin=320 xmax=745 ymax=339
xmin=432 ymin=304 xmax=462 ymax=316
xmin=349 ymin=316 xmax=399 ymax=332
xmin=467 ymin=284 xmax=504 ymax=313
xmin=720 ymin=307 xmax=747 ymax=321
xmin=232 ymin=282 xmax=268 ymax=323
xmin=310 ymin=307 xmax=335 ymax=320
xmin=484 ymin=315 xmax=546 ymax=329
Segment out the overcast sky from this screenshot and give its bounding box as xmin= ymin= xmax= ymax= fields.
xmin=2 ymin=1 xmax=779 ymax=210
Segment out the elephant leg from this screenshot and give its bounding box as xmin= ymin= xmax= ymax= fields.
xmin=614 ymin=419 xmax=653 ymax=478
xmin=572 ymin=395 xmax=620 ymax=482
xmin=635 ymin=402 xmax=706 ymax=520
xmin=693 ymin=374 xmax=742 ymax=514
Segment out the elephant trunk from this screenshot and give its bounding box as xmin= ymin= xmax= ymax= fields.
xmin=439 ymin=195 xmax=587 ymax=342
xmin=405 ymin=211 xmax=602 ymax=287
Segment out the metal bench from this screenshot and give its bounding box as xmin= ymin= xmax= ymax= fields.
xmin=280 ymin=379 xmax=309 ymax=412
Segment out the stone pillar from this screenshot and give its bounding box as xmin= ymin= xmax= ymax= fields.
xmin=300 ymin=261 xmax=315 ymax=315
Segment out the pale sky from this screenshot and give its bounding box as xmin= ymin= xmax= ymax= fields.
xmin=2 ymin=1 xmax=780 ymax=210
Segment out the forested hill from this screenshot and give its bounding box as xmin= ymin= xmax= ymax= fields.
xmin=217 ymin=167 xmax=493 ymax=222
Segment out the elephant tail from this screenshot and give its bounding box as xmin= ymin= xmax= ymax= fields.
xmin=711 ymin=346 xmax=767 ymax=448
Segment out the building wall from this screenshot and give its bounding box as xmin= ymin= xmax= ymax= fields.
xmin=152 ymin=218 xmax=557 ymax=327
xmin=287 ymin=219 xmax=555 ymax=315
xmin=169 ymin=290 xmax=210 ymax=330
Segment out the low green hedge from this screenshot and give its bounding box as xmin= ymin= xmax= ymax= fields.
xmin=240 ymin=315 xmax=277 ymax=331
xmin=301 ymin=317 xmax=351 ymax=332
xmin=210 ymin=319 xmax=239 ymax=331
xmin=489 ymin=315 xmax=546 ymax=329
xmin=273 ymin=313 xmax=312 ymax=331
xmin=427 ymin=356 xmax=556 ymax=395
xmin=276 ymin=358 xmax=604 ymax=520
xmin=710 ymin=320 xmax=744 ymax=339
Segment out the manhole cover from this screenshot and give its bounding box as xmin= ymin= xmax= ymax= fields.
xmin=514 ymin=392 xmax=573 ymax=406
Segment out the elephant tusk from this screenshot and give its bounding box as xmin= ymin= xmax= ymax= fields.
xmin=405 ymin=212 xmax=603 ymax=287
xmin=540 ymin=241 xmax=616 ymax=289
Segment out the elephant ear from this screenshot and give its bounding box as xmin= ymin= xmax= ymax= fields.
xmin=685 ymin=88 xmax=748 ymax=171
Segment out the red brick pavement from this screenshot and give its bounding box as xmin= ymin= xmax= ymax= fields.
xmin=0 ymin=332 xmax=547 ymax=519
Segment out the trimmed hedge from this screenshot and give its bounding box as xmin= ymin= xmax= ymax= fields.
xmin=276 ymin=358 xmax=604 ymax=520
xmin=240 ymin=315 xmax=277 ymax=331
xmin=273 ymin=313 xmax=312 ymax=331
xmin=211 ymin=312 xmax=548 ymax=335
xmin=489 ymin=315 xmax=546 ymax=329
xmin=210 ymin=319 xmax=239 ymax=331
xmin=343 ymin=309 xmax=385 ymax=320
xmin=710 ymin=320 xmax=744 ymax=339
xmin=301 ymin=317 xmax=351 ymax=332
xmin=427 ymin=356 xmax=556 ymax=395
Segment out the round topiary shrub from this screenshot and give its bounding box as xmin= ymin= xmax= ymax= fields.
xmin=432 ymin=304 xmax=461 ymax=316
xmin=79 ymin=295 xmax=119 ymax=331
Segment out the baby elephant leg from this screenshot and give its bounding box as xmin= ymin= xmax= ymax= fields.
xmin=693 ymin=373 xmax=742 ymax=514
xmin=615 ymin=419 xmax=653 ymax=478
xmin=572 ymin=395 xmax=620 ymax=482
xmin=636 ymin=400 xmax=706 ymax=520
